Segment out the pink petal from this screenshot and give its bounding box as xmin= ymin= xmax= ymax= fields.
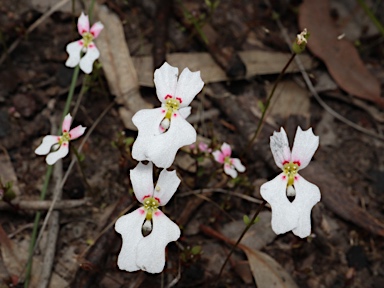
xmin=198 ymin=142 xmax=209 ymax=152
xmin=77 ymin=12 xmax=90 ymax=35
xmin=90 ymin=21 xmax=104 ymax=38
xmin=212 ymin=150 xmax=224 ymax=163
xmin=46 ymin=142 xmax=69 ymax=165
xmin=79 ymin=44 xmax=100 ymax=74
xmin=290 ymin=127 xmax=319 ymax=170
xmin=62 ymin=113 xmax=72 ymax=133
xmin=69 ymin=125 xmax=86 ymax=140
xmin=35 ymin=135 xmax=59 ymax=155
xmin=224 ymin=163 xmax=238 ymax=178
xmin=136 ymin=211 xmax=180 ymax=273
xmin=65 ymin=40 xmax=83 ymax=68
xmin=221 ymin=142 xmax=232 ymax=157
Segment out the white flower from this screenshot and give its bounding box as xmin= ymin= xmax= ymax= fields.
xmin=115 ymin=162 xmax=181 ymax=273
xmin=212 ymin=142 xmax=245 ymax=178
xmin=65 ymin=12 xmax=104 ymax=74
xmin=260 ymin=127 xmax=320 ymax=238
xmin=35 ymin=114 xmax=86 ymax=165
xmin=131 ymin=62 xmax=204 ymax=168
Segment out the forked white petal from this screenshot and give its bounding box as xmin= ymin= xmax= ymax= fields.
xmin=291 ymin=127 xmax=319 ymax=170
xmin=260 ymin=174 xmax=297 ymax=234
xmin=232 ymin=158 xmax=245 ymax=172
xmin=154 ymin=62 xmax=178 ymax=104
xmin=136 ymin=211 xmax=180 ymax=273
xmin=46 ymin=142 xmax=69 ymax=165
xmin=174 ymin=67 xmax=204 ymax=107
xmin=35 ymin=135 xmax=59 ymax=155
xmin=77 ymin=12 xmax=90 ymax=35
xmin=69 ymin=125 xmax=86 ymax=140
xmin=270 ymin=127 xmax=291 ymax=169
xmin=179 ymin=107 xmax=191 ymax=119
xmin=130 ymin=162 xmax=154 ymax=203
xmin=62 ymin=114 xmax=72 ymax=133
xmin=65 ymin=41 xmax=83 ymax=68
xmin=155 ymin=169 xmax=180 ymax=206
xmin=115 ymin=208 xmax=146 ymax=272
xmin=79 ymin=45 xmax=100 ymax=74
xmin=291 ymin=175 xmax=320 ymax=238
xmin=224 ymin=164 xmax=238 ymax=178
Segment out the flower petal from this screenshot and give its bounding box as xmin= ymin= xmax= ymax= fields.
xmin=260 ymin=173 xmax=297 ymax=235
xmin=79 ymin=44 xmax=100 ymax=74
xmin=90 ymin=21 xmax=104 ymax=38
xmin=291 ymin=127 xmax=319 ymax=170
xmin=130 ymin=162 xmax=154 ymax=203
xmin=154 ymin=62 xmax=178 ymax=104
xmin=132 ymin=108 xmax=196 ymax=168
xmin=224 ymin=163 xmax=238 ymax=178
xmin=35 ymin=135 xmax=60 ymax=155
xmin=174 ymin=67 xmax=204 ymax=107
xmin=69 ymin=125 xmax=86 ymax=140
xmin=179 ymin=107 xmax=191 ymax=119
xmin=136 ymin=211 xmax=180 ymax=273
xmin=65 ymin=40 xmax=83 ymax=68
xmin=46 ymin=142 xmax=69 ymax=165
xmin=115 ymin=208 xmax=146 ymax=272
xmin=154 ymin=169 xmax=180 ymax=206
xmin=221 ymin=142 xmax=232 ymax=157
xmin=212 ymin=150 xmax=224 ymax=163
xmin=231 ymin=158 xmax=245 ymax=172
xmin=62 ymin=113 xmax=72 ymax=133
xmin=291 ymin=174 xmax=320 ymax=238
xmin=270 ymin=127 xmax=291 ymax=169
xmin=77 ymin=12 xmax=89 ymax=35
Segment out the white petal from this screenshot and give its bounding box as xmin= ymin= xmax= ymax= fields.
xmin=224 ymin=163 xmax=238 ymax=178
xmin=154 ymin=62 xmax=178 ymax=104
xmin=179 ymin=107 xmax=191 ymax=119
xmin=130 ymin=162 xmax=154 ymax=203
xmin=115 ymin=208 xmax=146 ymax=272
xmin=260 ymin=173 xmax=297 ymax=235
xmin=132 ymin=108 xmax=196 ymax=168
xmin=65 ymin=40 xmax=83 ymax=68
xmin=270 ymin=127 xmax=291 ymax=169
xmin=35 ymin=135 xmax=60 ymax=155
xmin=291 ymin=175 xmax=321 ymax=238
xmin=155 ymin=169 xmax=180 ymax=206
xmin=174 ymin=67 xmax=204 ymax=107
xmin=231 ymin=158 xmax=245 ymax=172
xmin=79 ymin=44 xmax=99 ymax=74
xmin=136 ymin=211 xmax=180 ymax=273
xmin=62 ymin=113 xmax=72 ymax=133
xmin=291 ymin=127 xmax=319 ymax=170
xmin=46 ymin=142 xmax=69 ymax=165
xmin=77 ymin=12 xmax=90 ymax=35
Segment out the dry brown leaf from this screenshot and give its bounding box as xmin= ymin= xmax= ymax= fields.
xmin=299 ymin=0 xmax=383 ymax=107
xmin=95 ymin=5 xmax=153 ymax=130
xmin=242 ymin=247 xmax=299 ymax=288
xmin=133 ymin=51 xmax=316 ymax=87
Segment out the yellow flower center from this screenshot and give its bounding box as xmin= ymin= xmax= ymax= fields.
xmin=82 ymin=32 xmax=94 ymax=48
xmin=143 ymin=197 xmax=160 ymax=220
xmin=283 ymin=162 xmax=299 ymax=186
xmin=164 ymin=98 xmax=181 ymax=119
xmin=58 ymin=132 xmax=71 ymax=145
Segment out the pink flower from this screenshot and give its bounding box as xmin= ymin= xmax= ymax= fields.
xmin=35 ymin=114 xmax=86 ymax=165
xmin=212 ymin=143 xmax=245 ymax=178
xmin=198 ymin=142 xmax=212 ymax=153
xmin=65 ymin=12 xmax=103 ymax=74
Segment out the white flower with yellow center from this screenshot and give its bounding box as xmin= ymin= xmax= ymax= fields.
xmin=131 ymin=62 xmax=204 ymax=168
xmin=65 ymin=12 xmax=104 ymax=74
xmin=260 ymin=127 xmax=320 ymax=238
xmin=115 ymin=162 xmax=181 ymax=273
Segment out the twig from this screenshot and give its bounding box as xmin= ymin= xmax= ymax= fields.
xmin=0 ymin=198 xmax=90 ymax=211
xmin=0 ymin=0 xmax=70 ymax=66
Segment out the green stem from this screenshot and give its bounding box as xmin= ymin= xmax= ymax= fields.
xmin=62 ymin=65 xmax=80 ymax=121
xmin=217 ymin=200 xmax=266 ymax=278
xmin=244 ymin=53 xmax=296 ymax=154
xmin=356 ymin=0 xmax=384 ymax=37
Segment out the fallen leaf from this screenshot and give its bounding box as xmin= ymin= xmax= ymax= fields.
xmin=132 ymin=51 xmax=316 ymax=87
xmin=299 ymin=0 xmax=383 ymax=107
xmin=95 ymin=4 xmax=153 ymax=130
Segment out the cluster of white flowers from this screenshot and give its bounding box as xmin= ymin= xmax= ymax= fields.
xmin=34 ymin=12 xmax=321 ymax=275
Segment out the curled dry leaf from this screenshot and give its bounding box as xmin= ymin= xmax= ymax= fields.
xmin=299 ymin=0 xmax=383 ymax=107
